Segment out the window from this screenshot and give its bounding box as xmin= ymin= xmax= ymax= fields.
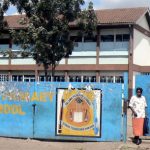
xmin=100 ymin=76 xmax=124 ymax=83
xmin=115 ymin=76 xmax=124 ymax=83
xmin=53 ymin=76 xmax=65 ymax=82
xmin=39 ymin=76 xmax=45 ymax=81
xmin=83 ymin=76 xmax=96 ymax=82
xmin=75 ymin=76 xmax=82 ymax=82
xmin=100 ymin=76 xmax=106 ymax=83
xmin=84 ymin=36 xmax=97 ymax=42
xmin=39 ymin=76 xmax=51 ymax=81
xmin=83 ymin=76 xmax=89 ymax=82
xmin=107 ymin=76 xmax=114 ymax=83
xmin=12 ymin=75 xmax=23 ymax=82
xmin=24 ymin=75 xmax=35 ymax=82
xmin=91 ymin=76 xmax=96 ymax=82
xmin=116 ymin=34 xmax=130 ymax=42
xmin=116 ymin=34 xmax=123 ymax=42
xmin=123 ymin=34 xmax=130 ymax=42
xmin=69 ymin=76 xmax=81 ymax=82
xmin=12 ymin=44 xmax=22 ymax=51
xmin=0 ymin=39 xmax=9 ymax=51
xmin=70 ymin=36 xmax=82 ymax=42
xmin=142 ymin=73 xmax=150 ymax=75
xmin=101 ymin=35 xmax=114 ymax=42
xmin=100 ymin=76 xmax=113 ymax=83
xmin=69 ymin=76 xmax=75 ymax=82
xmin=0 ymin=75 xmax=9 ymax=81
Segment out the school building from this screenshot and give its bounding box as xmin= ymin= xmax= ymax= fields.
xmin=0 ymin=7 xmax=150 ymax=97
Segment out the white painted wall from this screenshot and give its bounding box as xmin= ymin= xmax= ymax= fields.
xmin=133 ymin=72 xmax=141 ymax=89
xmin=99 ymin=57 xmax=128 ymax=64
xmin=59 ymin=59 xmax=65 ymax=65
xmin=11 ymin=71 xmax=35 ymax=75
xmin=71 ymin=51 xmax=96 ymax=57
xmin=0 ymin=71 xmax=9 ymax=74
xmin=100 ymin=51 xmax=128 ymax=56
xmin=68 ymin=71 xmax=96 ymax=76
xmin=11 ymin=58 xmax=36 ymax=65
xmin=70 ymin=30 xmax=96 ymax=36
xmin=133 ymin=29 xmax=150 ymax=66
xmin=10 ymin=57 xmax=65 ymax=65
xmin=137 ymin=15 xmax=149 ymax=31
xmin=0 ymin=59 xmax=9 ymax=65
xmin=99 ymin=71 xmax=123 ymax=76
xmin=39 ymin=71 xmax=65 ymax=76
xmin=68 ymin=58 xmax=96 ymax=64
xmin=133 ymin=72 xmax=141 ymax=94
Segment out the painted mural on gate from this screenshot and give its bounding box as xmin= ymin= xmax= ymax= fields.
xmin=56 ymin=88 xmax=101 ymax=137
xmin=0 ymin=82 xmax=54 ymax=115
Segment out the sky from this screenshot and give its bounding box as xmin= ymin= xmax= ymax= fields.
xmin=85 ymin=0 xmax=150 ymax=9
xmin=4 ymin=0 xmax=150 ymax=16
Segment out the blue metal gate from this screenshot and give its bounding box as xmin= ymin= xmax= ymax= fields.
xmin=135 ymin=75 xmax=150 ymax=136
xmin=0 ymin=74 xmax=128 ymax=142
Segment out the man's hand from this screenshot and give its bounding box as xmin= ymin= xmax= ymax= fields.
xmin=134 ymin=112 xmax=137 ymax=117
xmin=129 ymin=106 xmax=137 ymax=117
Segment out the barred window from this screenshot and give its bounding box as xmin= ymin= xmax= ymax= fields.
xmin=12 ymin=75 xmax=23 ymax=82
xmin=53 ymin=76 xmax=65 ymax=82
xmin=69 ymin=76 xmax=81 ymax=82
xmin=39 ymin=76 xmax=51 ymax=81
xmin=83 ymin=76 xmax=96 ymax=82
xmin=24 ymin=75 xmax=35 ymax=82
xmin=100 ymin=76 xmax=124 ymax=83
xmin=0 ymin=74 xmax=9 ymax=81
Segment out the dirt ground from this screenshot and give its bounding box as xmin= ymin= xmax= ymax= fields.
xmin=0 ymin=136 xmax=150 ymax=150
xmin=0 ymin=138 xmax=122 ymax=150
xmin=0 ymin=109 xmax=150 ymax=150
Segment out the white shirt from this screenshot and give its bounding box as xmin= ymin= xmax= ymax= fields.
xmin=129 ymin=95 xmax=147 ymax=118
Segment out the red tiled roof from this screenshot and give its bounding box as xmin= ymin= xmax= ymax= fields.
xmin=95 ymin=7 xmax=148 ymax=24
xmin=4 ymin=15 xmax=27 ymax=29
xmin=4 ymin=7 xmax=149 ymax=29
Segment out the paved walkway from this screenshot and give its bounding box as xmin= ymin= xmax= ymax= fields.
xmin=0 ymin=137 xmax=150 ymax=150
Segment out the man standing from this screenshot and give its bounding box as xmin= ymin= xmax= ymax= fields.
xmin=129 ymin=87 xmax=147 ymax=145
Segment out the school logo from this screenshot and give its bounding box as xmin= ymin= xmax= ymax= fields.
xmin=56 ymin=88 xmax=101 ymax=137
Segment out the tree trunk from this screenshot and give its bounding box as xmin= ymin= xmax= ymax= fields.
xmin=51 ymin=64 xmax=56 ymax=77
xmin=44 ymin=69 xmax=48 ymax=81
xmin=44 ymin=65 xmax=48 ymax=81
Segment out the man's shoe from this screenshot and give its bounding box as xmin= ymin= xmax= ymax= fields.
xmin=136 ymin=139 xmax=142 ymax=145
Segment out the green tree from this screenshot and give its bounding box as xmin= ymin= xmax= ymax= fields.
xmin=0 ymin=1 xmax=12 ymax=59
xmin=78 ymin=1 xmax=97 ymax=37
xmin=5 ymin=0 xmax=97 ymax=81
xmin=0 ymin=1 xmax=9 ymax=30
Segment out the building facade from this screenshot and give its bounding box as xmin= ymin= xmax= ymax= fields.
xmin=0 ymin=7 xmax=150 ymax=97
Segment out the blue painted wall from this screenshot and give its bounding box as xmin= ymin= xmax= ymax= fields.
xmin=0 ymin=81 xmax=127 ymax=141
